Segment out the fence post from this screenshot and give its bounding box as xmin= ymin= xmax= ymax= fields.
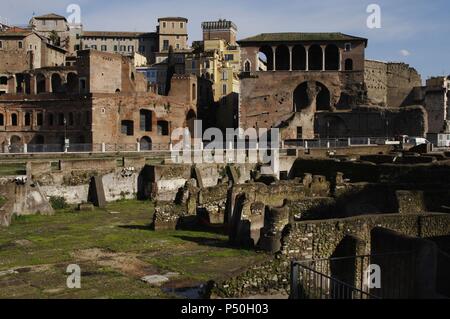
xmin=290 ymin=261 xmax=299 ymax=299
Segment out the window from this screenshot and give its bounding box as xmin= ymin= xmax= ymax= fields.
xmin=225 ymin=54 xmax=234 ymax=61
xmin=172 ymin=22 xmax=175 ymax=28
xmin=58 ymin=113 xmax=65 ymax=126
xmin=101 ymin=45 xmax=107 ymax=51
xmin=37 ymin=113 xmax=43 ymax=126
xmin=11 ymin=113 xmax=18 ymax=126
xmin=163 ymin=40 xmax=169 ymax=51
xmin=68 ymin=112 xmax=74 ymax=126
xmin=128 ymin=45 xmax=134 ymax=52
xmin=0 ymin=76 xmax=7 ymax=85
xmin=18 ymin=41 xmax=23 ymax=49
xmin=48 ymin=113 xmax=54 ymax=126
xmin=345 ymin=43 xmax=352 ymax=52
xmin=0 ymin=41 xmax=3 ymax=49
xmin=114 ymin=45 xmax=118 ymax=52
xmin=140 ymin=110 xmax=152 ymax=131
xmin=222 ymin=71 xmax=228 ymax=80
xmin=180 ymin=22 xmax=184 ymax=28
xmin=244 ymin=60 xmax=251 ymax=72
xmin=139 ymin=45 xmax=145 ymax=53
xmin=157 ymin=120 xmax=169 ymax=136
xmin=0 ymin=113 xmax=4 ymax=126
xmin=222 ymin=84 xmax=227 ymax=95
xmin=24 ymin=112 xmax=31 ymax=126
xmin=176 ymin=44 xmax=180 ymax=49
xmin=192 ymin=60 xmax=196 ymax=69
xmin=91 ymin=45 xmax=97 ymax=50
xmin=121 ymin=120 xmax=134 ymax=136
xmin=162 ymin=22 xmax=166 ymax=28
xmin=120 ymin=45 xmax=126 ymax=51
xmin=192 ymin=83 xmax=196 ymax=100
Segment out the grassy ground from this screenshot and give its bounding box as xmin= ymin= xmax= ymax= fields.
xmin=0 ymin=163 xmax=26 ymax=176
xmin=0 ymin=200 xmax=269 ymax=299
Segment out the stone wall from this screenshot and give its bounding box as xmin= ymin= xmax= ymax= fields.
xmin=0 ymin=177 xmax=53 ymax=226
xmin=364 ymin=60 xmax=422 ymax=108
xmin=211 ymin=213 xmax=450 ymax=298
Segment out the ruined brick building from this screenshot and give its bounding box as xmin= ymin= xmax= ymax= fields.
xmin=238 ymin=33 xmax=427 ymax=140
xmin=0 ymin=49 xmax=208 ymax=151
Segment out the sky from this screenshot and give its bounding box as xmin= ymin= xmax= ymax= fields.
xmin=1 ymin=0 xmax=449 ymax=80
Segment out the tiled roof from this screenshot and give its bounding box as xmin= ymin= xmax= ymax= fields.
xmin=33 ymin=13 xmax=66 ymax=20
xmin=158 ymin=17 xmax=188 ymax=22
xmin=238 ymin=32 xmax=368 ymax=44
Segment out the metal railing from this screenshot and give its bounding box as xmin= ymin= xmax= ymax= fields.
xmin=290 ymin=252 xmax=415 ymax=299
xmin=0 ymin=136 xmax=398 ymax=155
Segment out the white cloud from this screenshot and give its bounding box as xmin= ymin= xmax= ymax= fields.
xmin=399 ymin=49 xmax=411 ymax=57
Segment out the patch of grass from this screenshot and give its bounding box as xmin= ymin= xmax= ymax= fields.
xmin=0 ymin=199 xmax=265 ymax=298
xmin=0 ymin=195 xmax=6 ymax=208
xmin=0 ymin=163 xmax=26 ymax=176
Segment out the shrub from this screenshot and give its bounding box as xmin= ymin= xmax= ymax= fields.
xmin=49 ymin=196 xmax=67 ymax=210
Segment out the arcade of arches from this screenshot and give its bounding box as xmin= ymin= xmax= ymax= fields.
xmin=258 ymin=44 xmax=347 ymax=72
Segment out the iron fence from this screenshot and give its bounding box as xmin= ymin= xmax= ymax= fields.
xmin=290 ymin=252 xmax=415 ymax=299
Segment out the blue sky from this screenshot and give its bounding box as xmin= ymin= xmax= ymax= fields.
xmin=2 ymin=0 xmax=449 ymax=80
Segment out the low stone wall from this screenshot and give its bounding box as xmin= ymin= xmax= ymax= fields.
xmin=0 ymin=178 xmax=54 ymax=226
xmin=211 ymin=212 xmax=450 ymax=298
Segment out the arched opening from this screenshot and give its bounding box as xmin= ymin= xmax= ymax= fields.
xmin=11 ymin=113 xmax=18 ymax=126
xmin=24 ymin=112 xmax=31 ymax=126
xmin=316 ymin=82 xmax=331 ymax=111
xmin=157 ymin=120 xmax=169 ymax=136
xmin=66 ymin=73 xmax=78 ymax=93
xmin=345 ymin=59 xmax=354 ymax=71
xmin=15 ymin=74 xmax=31 ymax=94
xmin=244 ymin=60 xmax=251 ymax=72
xmin=58 ymin=113 xmax=65 ymax=126
xmin=186 ymin=109 xmax=196 ymax=137
xmin=140 ymin=109 xmax=153 ymax=132
xmin=275 ymin=45 xmax=290 ymax=71
xmin=258 ymin=46 xmax=273 ymax=71
xmin=325 ymin=45 xmax=340 ymax=70
xmin=115 ymin=89 xmax=121 ymax=93
xmin=308 ymin=45 xmax=323 ymax=71
xmin=36 ymin=74 xmax=46 ymax=94
xmin=140 ymin=136 xmax=152 ymax=151
xmin=292 ymin=45 xmax=306 ymax=70
xmin=293 ymin=82 xmax=309 ymax=112
xmin=10 ymin=135 xmax=22 ymax=153
xmin=0 ymin=76 xmax=7 ymax=85
xmin=51 ymin=73 xmax=63 ymax=93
